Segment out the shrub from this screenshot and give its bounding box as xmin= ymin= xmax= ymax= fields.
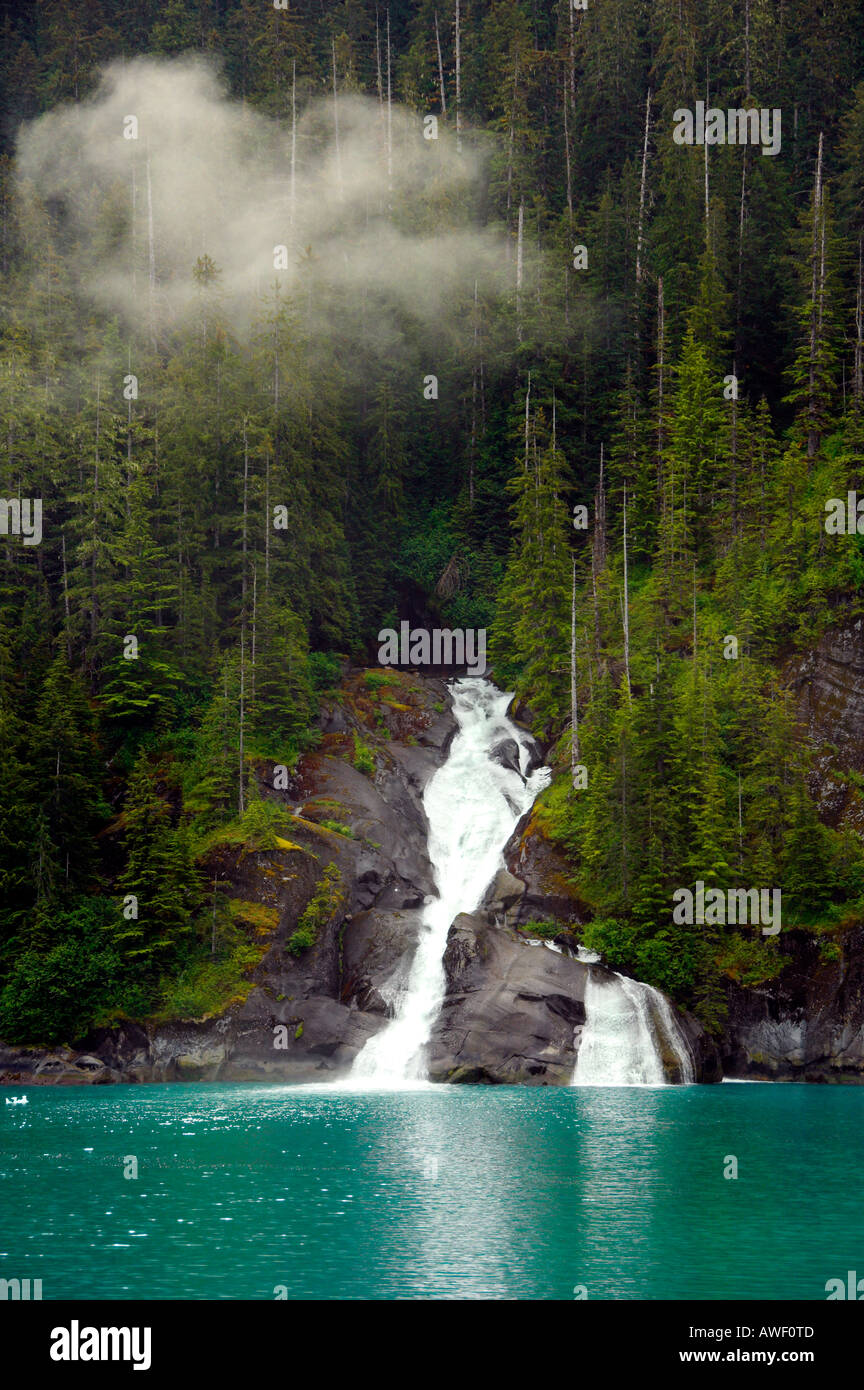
xmin=320 ymin=819 xmax=355 ymax=838
xmin=307 ymin=651 xmax=341 ymax=692
xmin=286 ymin=863 xmax=344 ymax=957
xmin=0 ymin=899 xmax=123 ymax=1045
xmin=363 ymin=670 xmax=395 ymax=691
xmin=238 ymin=795 xmax=293 ymax=851
xmin=353 ymin=735 xmax=375 ymax=776
xmin=154 ymin=940 xmax=262 ymax=1021
xmin=714 ymin=932 xmax=785 ymax=988
xmin=518 ymin=919 xmax=560 ymax=939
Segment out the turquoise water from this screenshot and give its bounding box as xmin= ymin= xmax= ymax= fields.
xmin=1 ymin=1082 xmax=862 ymax=1300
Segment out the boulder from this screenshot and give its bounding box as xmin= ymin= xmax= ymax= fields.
xmin=489 ymin=738 xmax=522 ymax=776
xmin=481 ymin=867 xmax=526 ymax=921
xmin=428 ymin=912 xmax=589 ymax=1085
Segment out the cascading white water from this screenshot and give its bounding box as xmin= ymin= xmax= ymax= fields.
xmin=573 ymin=967 xmax=695 ymax=1086
xmin=350 ymin=677 xmax=550 ymax=1086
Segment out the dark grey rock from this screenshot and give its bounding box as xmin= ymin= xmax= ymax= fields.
xmin=427 ymin=912 xmax=590 ymax=1085
xmin=481 ymin=867 xmax=526 ymax=922
xmin=489 ymin=737 xmax=522 ymax=776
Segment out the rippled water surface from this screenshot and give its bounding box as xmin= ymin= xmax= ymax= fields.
xmin=2 ymin=1082 xmax=862 ymax=1299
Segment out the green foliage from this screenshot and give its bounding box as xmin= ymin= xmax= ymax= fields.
xmin=715 ymin=934 xmax=785 ymax=989
xmin=320 ymin=819 xmax=355 ymax=838
xmin=237 ymin=795 xmax=294 ymax=851
xmin=352 ymin=734 xmax=375 ymax=776
xmin=4 ymin=1 xmax=864 ymax=1045
xmin=286 ymin=863 xmax=343 ymax=957
xmin=363 ymin=670 xmax=397 ymax=691
xmin=580 ymin=919 xmax=634 ymax=970
xmin=0 ymin=899 xmax=122 ymax=1045
xmin=518 ymin=920 xmax=561 ymax=939
xmin=30 ymin=652 xmax=110 ymax=900
xmin=307 ymin=651 xmax=341 ymax=692
xmin=490 ymin=416 xmax=572 ymax=735
xmin=118 ymin=751 xmax=203 ymax=974
xmin=153 ymin=940 xmax=262 ymax=1022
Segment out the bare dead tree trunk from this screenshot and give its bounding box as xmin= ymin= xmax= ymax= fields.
xmin=704 ymin=77 xmax=710 ymax=241
xmin=730 ymin=358 xmax=739 ymax=534
xmin=621 ymin=744 xmax=628 ymax=902
xmin=145 ymin=153 xmax=156 ymax=348
xmin=505 ymin=61 xmax=519 ymax=224
xmin=571 ymin=557 xmax=580 ymax=783
xmin=622 ymin=481 xmax=631 ymax=702
xmin=238 ymin=625 xmax=246 ymax=817
xmin=130 ymin=153 xmax=137 ymax=299
xmin=386 ymin=11 xmax=393 ymax=196
xmin=61 ymin=532 xmax=71 ymax=660
xmin=563 ymin=70 xmax=573 ymax=231
xmin=454 ymin=0 xmax=462 ymax=153
xmin=856 ymin=237 xmax=864 ymax=408
xmin=469 ymin=278 xmax=478 ymax=506
xmin=375 ymin=8 xmax=383 ymax=105
xmin=808 ymin=131 xmax=824 ymax=462
xmin=516 ymin=199 xmax=524 ymax=341
xmin=657 ymin=275 xmax=666 ymax=540
xmin=251 ymin=562 xmax=257 ymax=713
xmin=242 ymin=419 xmax=249 ymax=614
xmin=290 ymin=60 xmax=297 ymax=227
xmin=635 ymin=89 xmax=651 ymax=284
xmin=91 ymin=373 xmax=100 ymax=646
xmin=735 ymin=148 xmax=748 ymax=358
xmin=126 ymin=345 xmax=133 ymax=470
xmin=591 ymin=444 xmax=605 ymax=664
xmin=264 ymin=453 xmax=271 ymax=597
xmin=434 ymin=10 xmax=447 ymax=115
xmin=332 ymin=40 xmax=343 ymax=199
xmin=692 ymin=557 xmax=698 ymax=663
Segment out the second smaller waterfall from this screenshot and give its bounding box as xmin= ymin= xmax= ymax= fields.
xmin=573 ymin=968 xmax=694 ymax=1085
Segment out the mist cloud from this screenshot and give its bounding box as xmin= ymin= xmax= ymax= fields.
xmin=15 ymin=56 xmax=511 ymax=346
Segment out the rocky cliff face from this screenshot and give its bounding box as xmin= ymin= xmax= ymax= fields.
xmin=786 ymin=615 xmax=864 ymax=836
xmin=722 ymin=926 xmax=864 ymax=1081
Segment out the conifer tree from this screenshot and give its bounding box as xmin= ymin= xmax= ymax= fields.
xmin=30 ymin=651 xmax=107 ymax=897
xmin=119 ymin=751 xmax=201 ymax=974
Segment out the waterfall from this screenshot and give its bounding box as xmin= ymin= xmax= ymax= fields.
xmin=573 ymin=967 xmax=694 ymax=1086
xmin=350 ymin=677 xmax=550 ymax=1085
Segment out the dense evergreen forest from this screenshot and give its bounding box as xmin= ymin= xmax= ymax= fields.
xmin=3 ymin=0 xmax=864 ymax=1043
